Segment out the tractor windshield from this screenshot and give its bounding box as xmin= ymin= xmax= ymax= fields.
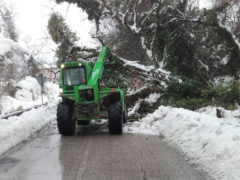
xmin=63 ymin=67 xmax=86 ymax=86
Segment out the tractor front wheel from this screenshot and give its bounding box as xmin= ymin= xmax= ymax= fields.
xmin=57 ymin=102 xmax=75 ymax=136
xmin=108 ymin=101 xmax=123 ymax=134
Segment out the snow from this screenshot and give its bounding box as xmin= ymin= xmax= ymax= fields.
xmin=0 ymin=36 xmax=31 ymax=83
xmin=198 ymin=60 xmax=209 ymax=71
xmin=128 ymin=100 xmax=141 ymax=116
xmin=128 ymin=93 xmax=160 ymax=116
xmin=115 ymin=53 xmax=173 ymax=86
xmin=0 ymin=38 xmax=13 ymax=55
xmin=220 ymin=55 xmax=230 ymax=65
xmin=199 ymin=0 xmax=213 ymax=9
xmin=213 ymin=76 xmax=235 ymax=86
xmin=44 ymin=81 xmax=61 ymax=103
xmin=117 ymin=55 xmax=155 ymax=72
xmin=0 ymin=103 xmax=56 ymax=156
xmin=0 ymin=37 xmax=26 ymax=56
xmin=0 ymin=78 xmax=59 ymax=156
xmin=141 ymin=37 xmax=153 ymax=59
xmin=125 ymin=105 xmax=240 ymax=180
xmin=145 ymin=93 xmax=160 ymax=104
xmin=198 ymin=106 xmax=240 ymax=120
xmin=127 ymin=85 xmax=148 ymax=96
xmin=15 ymin=76 xmax=41 ymax=101
xmin=218 ymin=22 xmax=240 ymax=51
xmin=0 ymin=77 xmax=60 ymax=115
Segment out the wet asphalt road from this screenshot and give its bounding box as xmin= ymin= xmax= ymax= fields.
xmin=0 ymin=121 xmax=206 ymax=180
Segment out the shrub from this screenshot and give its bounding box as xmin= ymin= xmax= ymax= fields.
xmin=166 ymin=76 xmax=203 ymax=99
xmin=163 ymin=76 xmax=240 ymax=110
xmin=202 ymin=80 xmax=240 ymax=109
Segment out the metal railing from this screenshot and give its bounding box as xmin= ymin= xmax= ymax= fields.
xmin=0 ymin=103 xmax=47 ymax=119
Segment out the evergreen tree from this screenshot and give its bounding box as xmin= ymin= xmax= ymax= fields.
xmin=48 ymin=13 xmax=78 ymax=66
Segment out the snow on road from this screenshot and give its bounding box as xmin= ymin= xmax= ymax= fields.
xmin=125 ymin=106 xmax=240 ymax=180
xmin=0 ymin=103 xmax=56 ymax=156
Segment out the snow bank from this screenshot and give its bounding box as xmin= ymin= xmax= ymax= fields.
xmin=198 ymin=106 xmax=240 ymax=120
xmin=214 ymin=76 xmax=235 ymax=86
xmin=0 ymin=103 xmax=56 ymax=156
xmin=127 ymin=85 xmax=148 ymax=96
xmin=44 ymin=81 xmax=61 ymax=103
xmin=0 ymin=77 xmax=60 ymax=115
xmin=128 ymin=100 xmax=142 ymax=116
xmin=15 ymin=76 xmax=41 ymax=101
xmin=0 ymin=77 xmax=59 ymax=156
xmin=128 ymin=93 xmax=160 ymax=116
xmin=118 ymin=55 xmax=155 ymax=72
xmin=0 ymin=37 xmax=26 ymax=57
xmin=145 ymin=93 xmax=160 ymax=104
xmin=125 ymin=106 xmax=240 ymax=180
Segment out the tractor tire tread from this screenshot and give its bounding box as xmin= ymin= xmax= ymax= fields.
xmin=108 ymin=101 xmax=123 ymax=134
xmin=57 ymin=102 xmax=75 ymax=136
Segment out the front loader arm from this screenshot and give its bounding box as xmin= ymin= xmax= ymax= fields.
xmin=87 ymin=46 xmax=111 ymax=86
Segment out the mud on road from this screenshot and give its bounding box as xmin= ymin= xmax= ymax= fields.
xmin=0 ymin=121 xmax=206 ymax=180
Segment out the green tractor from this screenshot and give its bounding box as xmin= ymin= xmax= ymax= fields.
xmin=57 ymin=46 xmax=127 ymax=135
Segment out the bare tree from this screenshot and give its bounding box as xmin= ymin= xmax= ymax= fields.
xmin=0 ymin=1 xmax=18 ymax=41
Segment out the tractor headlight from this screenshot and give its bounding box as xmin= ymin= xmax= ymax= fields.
xmin=79 ymin=63 xmax=82 ymax=66
xmin=60 ymin=64 xmax=65 ymax=69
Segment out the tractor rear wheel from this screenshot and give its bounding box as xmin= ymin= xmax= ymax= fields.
xmin=108 ymin=101 xmax=123 ymax=134
xmin=57 ymin=102 xmax=75 ymax=136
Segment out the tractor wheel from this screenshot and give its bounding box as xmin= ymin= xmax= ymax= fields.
xmin=108 ymin=101 xmax=123 ymax=134
xmin=57 ymin=102 xmax=75 ymax=136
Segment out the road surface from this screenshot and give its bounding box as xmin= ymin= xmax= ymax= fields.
xmin=0 ymin=121 xmax=206 ymax=180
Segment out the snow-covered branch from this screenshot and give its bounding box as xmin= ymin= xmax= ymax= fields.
xmin=218 ymin=21 xmax=240 ymax=51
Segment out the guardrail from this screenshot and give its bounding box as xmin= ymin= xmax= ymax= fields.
xmin=0 ymin=103 xmax=47 ymax=119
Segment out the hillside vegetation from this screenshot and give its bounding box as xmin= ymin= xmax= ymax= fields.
xmin=50 ymin=0 xmax=240 ymax=111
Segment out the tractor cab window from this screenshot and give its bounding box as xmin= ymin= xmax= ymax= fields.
xmin=63 ymin=67 xmax=86 ymax=86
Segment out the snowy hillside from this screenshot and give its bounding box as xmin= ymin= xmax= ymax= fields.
xmin=0 ymin=77 xmax=59 ymax=156
xmin=0 ymin=77 xmax=60 ymax=115
xmin=0 ymin=36 xmax=30 ymax=92
xmin=0 ymin=1 xmax=60 ymax=115
xmin=0 ymin=4 xmax=60 ymax=155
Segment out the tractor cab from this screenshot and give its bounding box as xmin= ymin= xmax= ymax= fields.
xmin=62 ymin=66 xmax=86 ymax=86
xmin=60 ymin=62 xmax=92 ymax=90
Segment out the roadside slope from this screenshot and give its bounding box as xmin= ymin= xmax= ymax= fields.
xmin=0 ymin=103 xmax=56 ymax=156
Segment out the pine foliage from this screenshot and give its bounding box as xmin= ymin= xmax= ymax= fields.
xmin=48 ymin=13 xmax=78 ymax=66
